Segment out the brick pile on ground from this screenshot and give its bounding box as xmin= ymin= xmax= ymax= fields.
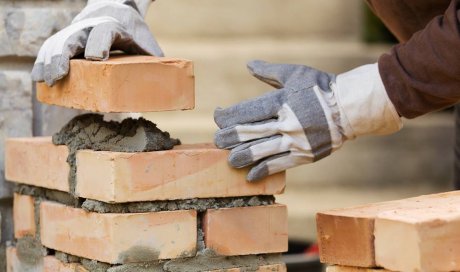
xmin=5 ymin=56 xmax=288 ymax=272
xmin=317 ymin=191 xmax=460 ymax=272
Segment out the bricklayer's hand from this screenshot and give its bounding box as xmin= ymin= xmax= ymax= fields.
xmin=214 ymin=60 xmax=402 ymax=182
xmin=31 ymin=0 xmax=163 ymax=86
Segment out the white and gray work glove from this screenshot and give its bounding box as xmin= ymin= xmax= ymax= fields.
xmin=214 ymin=60 xmax=402 ymax=182
xmin=31 ymin=0 xmax=163 ymax=86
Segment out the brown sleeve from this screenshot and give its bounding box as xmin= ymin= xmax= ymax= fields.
xmin=377 ymin=0 xmax=460 ymax=118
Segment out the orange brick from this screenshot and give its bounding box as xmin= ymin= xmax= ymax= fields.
xmin=40 ymin=201 xmax=197 ymax=264
xmin=37 ymin=55 xmax=195 ymax=113
xmin=374 ymin=194 xmax=460 ymax=272
xmin=5 ymin=137 xmax=69 ymax=192
xmin=6 ymin=137 xmax=285 ymax=202
xmin=208 ymin=264 xmax=287 ymax=272
xmin=76 ymin=144 xmax=285 ymax=202
xmin=317 ymin=191 xmax=460 ymax=268
xmin=13 ymin=193 xmax=36 ymax=238
xmin=203 ymin=204 xmax=288 ymax=256
xmin=43 ymin=256 xmax=88 ymax=272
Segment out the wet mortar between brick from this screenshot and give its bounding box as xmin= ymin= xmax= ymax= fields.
xmin=10 ymin=114 xmax=283 ymax=272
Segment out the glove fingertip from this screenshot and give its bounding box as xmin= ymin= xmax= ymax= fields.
xmin=247 ymin=164 xmax=269 ymax=182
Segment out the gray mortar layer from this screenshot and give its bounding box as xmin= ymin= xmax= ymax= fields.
xmin=81 ymin=195 xmax=275 ymax=213
xmin=16 ymin=236 xmax=47 ymax=267
xmin=53 ymin=250 xmax=283 ymax=272
xmin=52 ymin=113 xmax=180 ymax=196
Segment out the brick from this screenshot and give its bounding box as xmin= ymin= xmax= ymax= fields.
xmin=374 ymin=194 xmax=460 ymax=272
xmin=43 ymin=256 xmax=88 ymax=272
xmin=208 ymin=264 xmax=287 ymax=272
xmin=5 ymin=137 xmax=69 ymax=192
xmin=40 ymin=201 xmax=197 ymax=264
xmin=37 ymin=56 xmax=195 ymax=113
xmin=6 ymin=246 xmax=41 ymax=272
xmin=76 ymin=143 xmax=285 ymax=202
xmin=7 ymin=247 xmax=88 ymax=272
xmin=326 ymin=265 xmax=390 ymax=272
xmin=5 ymin=137 xmax=284 ymax=201
xmin=203 ymin=204 xmax=288 ymax=256
xmin=0 ymin=71 xmax=33 ymax=199
xmin=317 ymin=191 xmax=460 ymax=268
xmin=13 ymin=193 xmax=35 ymax=238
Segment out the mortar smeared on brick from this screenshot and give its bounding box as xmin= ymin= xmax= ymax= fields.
xmin=52 ymin=113 xmax=180 ymax=196
xmin=55 ymin=250 xmax=283 ymax=272
xmin=81 ymin=195 xmax=275 ymax=213
xmin=16 ymin=236 xmax=46 ymax=267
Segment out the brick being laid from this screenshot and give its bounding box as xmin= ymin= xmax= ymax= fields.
xmin=13 ymin=193 xmax=36 ymax=238
xmin=316 ymin=191 xmax=460 ymax=268
xmin=203 ymin=204 xmax=288 ymax=256
xmin=36 ymin=55 xmax=195 ymax=113
xmin=39 ymin=201 xmax=197 ymax=264
xmin=6 ymin=137 xmax=285 ymax=202
xmin=326 ymin=265 xmax=390 ymax=272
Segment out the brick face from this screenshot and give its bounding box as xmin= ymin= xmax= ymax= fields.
xmin=37 ymin=56 xmax=195 ymax=113
xmin=40 ymin=201 xmax=197 ymax=264
xmin=203 ymin=204 xmax=288 ymax=256
xmin=5 ymin=137 xmax=285 ymax=201
xmin=5 ymin=137 xmax=70 ymax=192
xmin=13 ymin=194 xmax=35 ymax=238
xmin=76 ymin=143 xmax=285 ymax=202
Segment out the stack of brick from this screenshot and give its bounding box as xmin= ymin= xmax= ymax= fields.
xmin=4 ymin=56 xmax=288 ymax=271
xmin=316 ymin=191 xmax=460 ymax=272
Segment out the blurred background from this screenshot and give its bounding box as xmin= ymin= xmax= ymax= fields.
xmin=143 ymin=0 xmax=454 ymax=243
xmin=0 ymin=0 xmax=454 ymax=269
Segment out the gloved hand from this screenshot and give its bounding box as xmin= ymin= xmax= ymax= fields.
xmin=31 ymin=0 xmax=163 ymax=86
xmin=214 ymin=60 xmax=402 ymax=182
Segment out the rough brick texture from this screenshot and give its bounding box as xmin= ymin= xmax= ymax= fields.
xmin=76 ymin=143 xmax=285 ymax=202
xmin=40 ymin=201 xmax=197 ymax=264
xmin=37 ymin=56 xmax=195 ymax=113
xmin=203 ymin=204 xmax=288 ymax=256
xmin=13 ymin=194 xmax=35 ymax=238
xmin=374 ymin=193 xmax=460 ymax=272
xmin=5 ymin=137 xmax=285 ymax=201
xmin=317 ymin=191 xmax=460 ymax=268
xmin=5 ymin=137 xmax=69 ymax=192
xmin=7 ymin=247 xmax=89 ymax=272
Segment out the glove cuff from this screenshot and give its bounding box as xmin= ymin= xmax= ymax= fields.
xmin=334 ymin=63 xmax=403 ymax=138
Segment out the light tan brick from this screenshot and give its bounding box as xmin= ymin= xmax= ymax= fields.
xmin=43 ymin=256 xmax=88 ymax=272
xmin=7 ymin=247 xmax=42 ymax=272
xmin=317 ymin=191 xmax=460 ymax=268
xmin=6 ymin=137 xmax=285 ymax=202
xmin=208 ymin=264 xmax=287 ymax=272
xmin=374 ymin=193 xmax=460 ymax=272
xmin=13 ymin=193 xmax=36 ymax=238
xmin=5 ymin=137 xmax=69 ymax=192
xmin=40 ymin=201 xmax=197 ymax=264
xmin=76 ymin=143 xmax=285 ymax=202
xmin=37 ymin=56 xmax=195 ymax=113
xmin=203 ymin=204 xmax=288 ymax=256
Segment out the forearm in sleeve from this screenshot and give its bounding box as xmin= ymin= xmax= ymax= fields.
xmin=379 ymin=0 xmax=460 ymax=118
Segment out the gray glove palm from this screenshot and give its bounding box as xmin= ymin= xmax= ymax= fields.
xmin=31 ymin=0 xmax=163 ymax=86
xmin=214 ymin=60 xmax=347 ymax=182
